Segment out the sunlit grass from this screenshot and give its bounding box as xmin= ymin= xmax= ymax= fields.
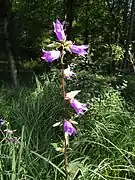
xmin=0 ymin=73 xmax=135 ymax=179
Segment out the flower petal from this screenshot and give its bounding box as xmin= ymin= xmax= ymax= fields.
xmin=64 ymin=120 xmax=76 ymax=136
xmin=64 ymin=65 xmax=76 ymax=79
xmin=65 ymin=90 xmax=81 ymax=100
xmin=41 ymin=50 xmax=60 ymax=62
xmin=70 ymin=44 xmax=88 ymax=56
xmin=70 ymin=99 xmax=88 ymax=115
xmin=53 ymin=19 xmax=66 ymax=41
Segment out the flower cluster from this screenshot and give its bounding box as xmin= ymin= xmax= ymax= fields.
xmin=41 ymin=19 xmax=88 ymax=139
xmin=41 ymin=19 xmax=88 ymax=62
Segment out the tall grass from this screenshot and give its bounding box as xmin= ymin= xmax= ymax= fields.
xmin=0 ymin=73 xmax=135 ymax=179
xmin=69 ymin=87 xmax=135 ymax=179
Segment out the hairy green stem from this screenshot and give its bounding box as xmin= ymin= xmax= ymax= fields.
xmin=61 ymin=63 xmax=66 ymax=98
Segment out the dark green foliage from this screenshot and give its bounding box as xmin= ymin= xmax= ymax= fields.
xmin=11 ymin=0 xmax=64 ymax=60
xmin=0 ymin=73 xmax=135 ymax=179
xmin=0 ymin=0 xmax=135 ymax=75
xmin=1 ymin=0 xmax=135 ymax=179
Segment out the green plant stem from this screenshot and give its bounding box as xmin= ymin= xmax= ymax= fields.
xmin=64 ymin=137 xmax=68 ymax=180
xmin=61 ymin=63 xmax=66 ymax=98
xmin=61 ymin=50 xmax=68 ymax=180
xmin=61 ymin=51 xmax=66 ymax=98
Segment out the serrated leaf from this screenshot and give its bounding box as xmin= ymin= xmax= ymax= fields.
xmin=51 ymin=143 xmax=64 ymax=152
xmin=51 ymin=143 xmax=58 ymax=149
xmin=56 ymin=147 xmax=64 ymax=152
xmin=47 ymin=42 xmax=61 ymax=48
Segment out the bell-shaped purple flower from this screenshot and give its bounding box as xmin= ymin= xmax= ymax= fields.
xmin=64 ymin=65 xmax=76 ymax=79
xmin=64 ymin=120 xmax=76 ymax=136
xmin=70 ymin=45 xmax=88 ymax=56
xmin=53 ymin=19 xmax=66 ymax=42
xmin=41 ymin=49 xmax=60 ymax=62
xmin=0 ymin=119 xmax=4 ymax=126
xmin=70 ymin=99 xmax=88 ymax=115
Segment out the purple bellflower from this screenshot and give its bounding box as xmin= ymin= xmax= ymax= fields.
xmin=64 ymin=65 xmax=76 ymax=79
xmin=41 ymin=49 xmax=60 ymax=62
xmin=70 ymin=45 xmax=88 ymax=56
xmin=64 ymin=120 xmax=76 ymax=136
xmin=0 ymin=119 xmax=4 ymax=126
xmin=53 ymin=19 xmax=66 ymax=42
xmin=70 ymin=99 xmax=88 ymax=115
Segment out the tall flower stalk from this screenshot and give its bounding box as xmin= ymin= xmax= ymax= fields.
xmin=41 ymin=19 xmax=88 ymax=179
xmin=61 ymin=49 xmax=68 ymax=179
xmin=61 ymin=50 xmax=66 ymax=98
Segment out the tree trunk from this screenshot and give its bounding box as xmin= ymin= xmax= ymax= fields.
xmin=4 ymin=17 xmax=18 ymax=87
xmin=106 ymin=0 xmax=121 ymax=44
xmin=65 ymin=0 xmax=74 ymax=39
xmin=124 ymin=0 xmax=135 ymax=69
xmin=84 ymin=0 xmax=89 ymax=44
xmin=123 ymin=0 xmax=129 ymax=35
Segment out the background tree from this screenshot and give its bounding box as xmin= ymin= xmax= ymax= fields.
xmin=0 ymin=0 xmax=135 ymax=79
xmin=0 ymin=0 xmax=18 ymax=87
